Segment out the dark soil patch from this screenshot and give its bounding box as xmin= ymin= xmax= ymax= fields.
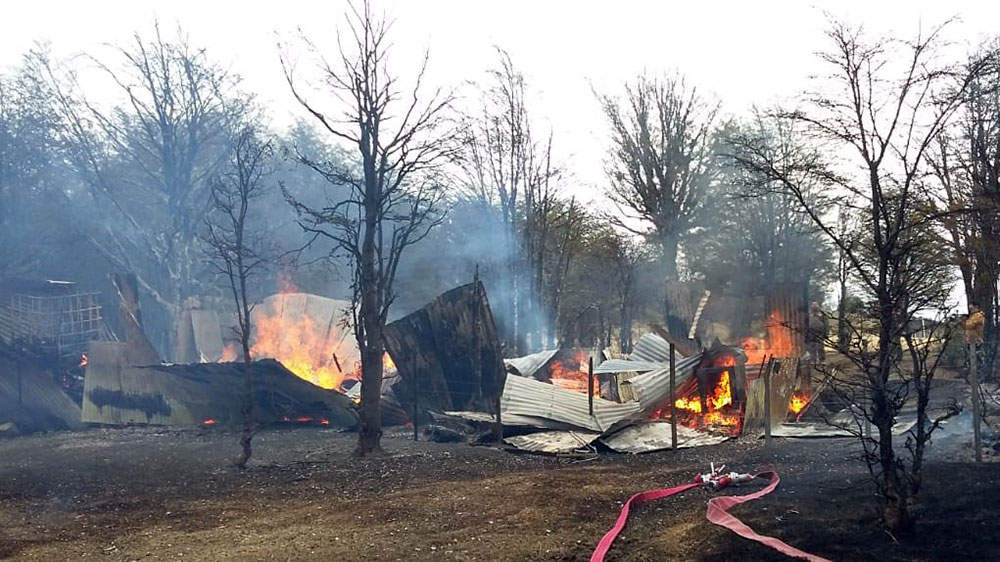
xmin=0 ymin=427 xmax=997 ymax=561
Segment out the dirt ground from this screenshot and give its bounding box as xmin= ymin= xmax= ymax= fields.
xmin=1 ymin=425 xmax=998 ymax=562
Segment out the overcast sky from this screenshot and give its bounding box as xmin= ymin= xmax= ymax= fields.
xmin=3 ymin=0 xmax=1000 ymax=200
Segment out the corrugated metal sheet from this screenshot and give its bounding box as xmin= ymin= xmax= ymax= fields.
xmin=601 ymin=422 xmax=730 ymax=453
xmin=441 ymin=410 xmax=585 ymax=431
xmin=593 ymin=359 xmax=666 ymax=374
xmin=82 ymin=342 xmax=357 ymax=428
xmin=504 ymin=430 xmax=601 ymax=453
xmin=629 ymin=333 xmax=675 ymax=363
xmin=504 ymin=349 xmax=559 ymax=378
xmin=501 ymin=375 xmax=641 ymax=433
xmin=621 ymin=354 xmax=702 ymax=418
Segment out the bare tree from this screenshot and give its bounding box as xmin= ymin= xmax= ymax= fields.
xmin=597 ymin=74 xmax=719 ymax=284
xmin=202 ymin=128 xmax=274 ymax=470
xmin=0 ymin=49 xmax=68 ymax=277
xmin=730 ymin=20 xmax=990 ymax=532
xmin=33 ymin=24 xmax=252 ymax=359
xmin=459 ymin=49 xmax=560 ymax=353
xmin=929 ymin=42 xmax=1000 ymax=379
xmin=281 ymin=1 xmax=453 ymax=456
xmin=604 ymin=229 xmax=651 ymax=353
xmin=689 ymin=114 xmax=833 ymax=314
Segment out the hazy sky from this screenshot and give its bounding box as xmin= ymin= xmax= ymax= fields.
xmin=3 ymin=0 xmax=1000 ymax=200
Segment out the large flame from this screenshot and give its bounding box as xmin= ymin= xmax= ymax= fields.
xmin=661 ymin=354 xmax=741 ymax=432
xmin=248 ymin=275 xmax=359 ymax=391
xmin=742 ymin=309 xmax=795 ymax=364
xmin=548 ymin=350 xmax=597 ymax=396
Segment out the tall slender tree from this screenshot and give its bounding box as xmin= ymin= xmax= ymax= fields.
xmin=730 ymin=20 xmax=991 ymax=531
xmin=597 ymin=74 xmax=719 ymax=282
xmin=202 ymin=127 xmax=274 ymax=469
xmin=281 ymin=1 xmax=454 ymax=455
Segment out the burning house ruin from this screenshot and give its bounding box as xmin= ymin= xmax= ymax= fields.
xmin=0 ymin=269 xmax=825 ymax=453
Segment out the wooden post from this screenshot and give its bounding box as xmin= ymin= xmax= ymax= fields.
xmin=588 ymin=356 xmax=595 ymax=415
xmin=970 ymin=343 xmax=982 ymax=463
xmin=669 ymin=342 xmax=677 ymax=449
xmin=763 ymin=356 xmax=773 ymax=445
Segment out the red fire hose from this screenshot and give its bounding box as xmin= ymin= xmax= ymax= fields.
xmin=590 ymin=465 xmax=832 ymax=562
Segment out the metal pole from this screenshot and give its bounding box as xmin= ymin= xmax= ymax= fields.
xmin=763 ymin=356 xmax=773 ymax=445
xmin=588 ymin=356 xmax=595 ymax=415
xmin=970 ymin=343 xmax=982 ymax=463
xmin=669 ymin=342 xmax=677 ymax=449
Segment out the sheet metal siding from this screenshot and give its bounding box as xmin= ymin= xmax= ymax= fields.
xmin=629 ymin=333 xmax=675 ymax=363
xmin=504 ymin=430 xmax=601 ymax=453
xmin=501 ymin=375 xmax=641 ymax=432
xmin=593 ymin=359 xmax=665 ymax=374
xmin=504 ymin=349 xmax=559 ymax=378
xmin=623 ymin=354 xmax=702 ymax=416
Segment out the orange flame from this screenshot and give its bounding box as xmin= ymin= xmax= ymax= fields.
xmin=248 ymin=275 xmax=358 ymax=391
xmin=663 ymin=353 xmax=742 ymax=433
xmin=219 ymin=343 xmax=239 ymax=362
xmin=202 ymin=418 xmax=217 ymax=426
xmin=674 ymin=370 xmax=734 ymax=413
xmin=548 ymin=350 xmax=596 ymax=396
xmin=79 ymin=353 xmax=88 ymax=368
xmin=789 ymin=393 xmax=808 ymax=414
xmin=742 ymin=309 xmax=795 ymax=364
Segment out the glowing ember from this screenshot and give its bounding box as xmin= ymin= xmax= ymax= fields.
xmin=78 ymin=353 xmax=88 ymax=368
xmin=789 ymin=393 xmax=808 ymax=414
xmin=548 ymin=350 xmax=596 ymax=395
xmin=202 ymin=418 xmax=217 ymax=426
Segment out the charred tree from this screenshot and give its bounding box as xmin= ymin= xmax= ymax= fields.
xmin=202 ymin=128 xmax=275 ymax=469
xmin=282 ymin=0 xmax=453 ymax=456
xmin=730 ymin=20 xmax=991 ymax=532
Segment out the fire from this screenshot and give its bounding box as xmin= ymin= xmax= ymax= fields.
xmin=219 ymin=343 xmax=239 ymax=362
xmin=278 ymin=415 xmax=330 ymax=425
xmin=742 ymin=309 xmax=795 ymax=364
xmin=249 ymin=276 xmax=358 ymax=391
xmin=384 ymin=352 xmax=396 ymax=371
xmin=789 ymin=393 xmax=808 ymax=414
xmin=664 ymin=353 xmax=742 ymax=433
xmin=79 ymin=353 xmax=88 ymax=368
xmin=674 ymin=395 xmax=702 ymax=413
xmin=202 ymin=418 xmax=217 ymax=426
xmin=548 ymin=350 xmax=596 ymax=395
xmin=674 ymin=370 xmax=733 ymax=413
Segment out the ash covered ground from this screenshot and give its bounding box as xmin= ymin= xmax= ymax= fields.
xmin=1 ymin=426 xmax=997 ymax=562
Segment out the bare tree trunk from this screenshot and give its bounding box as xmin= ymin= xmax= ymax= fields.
xmin=837 ymin=271 xmax=849 ymax=352
xmin=356 ymin=128 xmax=385 ymax=456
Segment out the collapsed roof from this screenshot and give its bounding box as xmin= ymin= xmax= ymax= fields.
xmin=82 ymin=342 xmax=357 ymax=428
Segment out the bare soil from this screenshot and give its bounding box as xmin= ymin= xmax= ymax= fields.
xmin=1 ymin=425 xmax=997 ymax=562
